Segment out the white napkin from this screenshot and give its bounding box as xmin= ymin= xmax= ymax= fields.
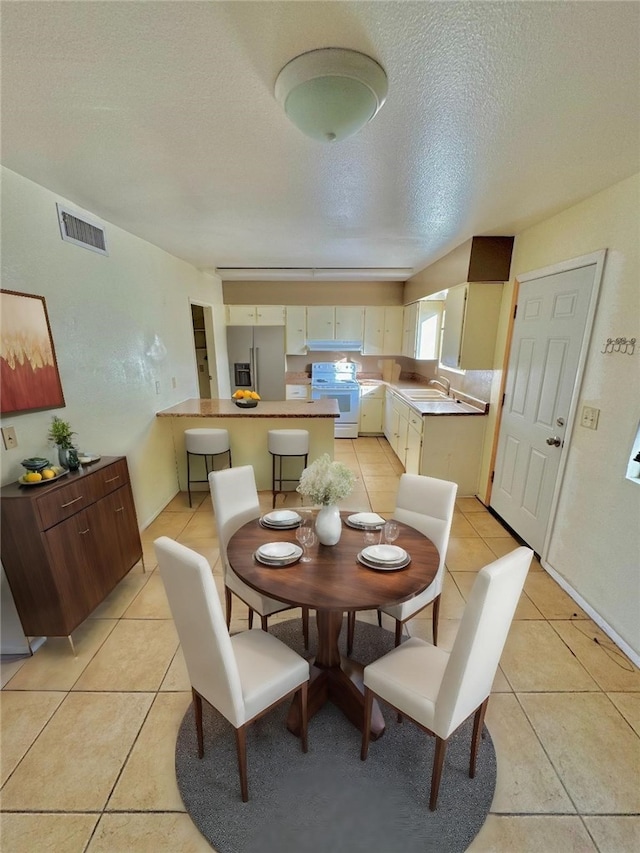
xmin=348 ymin=512 xmax=385 ymax=526
xmin=263 ymin=510 xmax=301 ymax=524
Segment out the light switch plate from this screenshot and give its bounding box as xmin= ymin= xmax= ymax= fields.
xmin=2 ymin=426 xmax=18 ymax=449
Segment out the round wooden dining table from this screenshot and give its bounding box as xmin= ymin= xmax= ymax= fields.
xmin=227 ymin=511 xmax=439 ymax=740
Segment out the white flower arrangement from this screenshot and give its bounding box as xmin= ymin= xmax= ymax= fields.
xmin=296 ymin=453 xmax=356 ymax=506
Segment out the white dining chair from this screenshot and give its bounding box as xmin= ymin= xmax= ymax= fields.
xmin=154 ymin=536 xmax=309 ymax=802
xmin=209 ymin=465 xmax=309 ymax=646
xmin=347 ymin=474 xmax=457 ymax=655
xmin=361 ymin=546 xmax=533 ymax=810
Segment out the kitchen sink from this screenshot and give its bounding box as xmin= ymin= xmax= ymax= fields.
xmin=402 ymin=389 xmax=449 ymax=400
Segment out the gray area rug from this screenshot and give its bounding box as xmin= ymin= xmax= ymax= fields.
xmin=175 ymin=618 xmax=496 ymax=853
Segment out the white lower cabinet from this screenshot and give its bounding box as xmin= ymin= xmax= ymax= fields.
xmin=383 ymin=388 xmax=486 ymax=493
xmin=359 ymin=384 xmax=385 ymax=434
xmin=420 ymin=416 xmax=487 ymax=495
xmin=285 ymin=384 xmax=309 ymax=401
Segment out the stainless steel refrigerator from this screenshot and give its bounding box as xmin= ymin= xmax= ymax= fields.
xmin=227 ymin=326 xmax=286 ymax=400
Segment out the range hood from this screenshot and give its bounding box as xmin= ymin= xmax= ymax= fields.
xmin=306 ymin=340 xmax=363 ymax=352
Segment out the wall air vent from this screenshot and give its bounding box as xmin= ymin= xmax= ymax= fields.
xmin=56 ymin=203 xmax=108 ymax=256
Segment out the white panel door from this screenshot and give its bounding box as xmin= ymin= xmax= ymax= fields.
xmin=491 ymin=263 xmax=598 ymax=553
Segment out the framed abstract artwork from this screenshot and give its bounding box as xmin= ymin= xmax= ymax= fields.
xmin=0 ymin=290 xmax=66 ymax=415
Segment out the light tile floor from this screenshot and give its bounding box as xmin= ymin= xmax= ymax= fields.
xmin=1 ymin=437 xmax=638 ymax=851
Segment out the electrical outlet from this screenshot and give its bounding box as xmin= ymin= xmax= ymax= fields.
xmin=581 ymin=406 xmax=600 ymax=430
xmin=171 ymin=377 xmax=177 ymax=389
xmin=1 ymin=426 xmax=18 ymax=449
xmin=155 ymin=380 xmax=161 ymax=395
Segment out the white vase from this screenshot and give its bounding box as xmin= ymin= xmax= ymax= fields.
xmin=315 ymin=504 xmax=342 ymax=546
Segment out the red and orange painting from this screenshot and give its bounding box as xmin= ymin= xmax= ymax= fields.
xmin=1 ymin=290 xmax=66 ymax=415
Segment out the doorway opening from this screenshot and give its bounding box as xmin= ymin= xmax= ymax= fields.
xmin=190 ymin=303 xmax=218 ymax=399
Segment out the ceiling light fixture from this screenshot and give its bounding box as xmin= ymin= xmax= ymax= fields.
xmin=275 ymin=48 xmax=388 ymax=142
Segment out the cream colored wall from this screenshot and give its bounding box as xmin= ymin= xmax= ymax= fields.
xmin=0 ymin=168 xmax=226 ymax=527
xmin=482 ymin=173 xmax=640 ymax=655
xmin=222 ymin=281 xmax=404 ymax=305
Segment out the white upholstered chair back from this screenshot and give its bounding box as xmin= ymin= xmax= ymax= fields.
xmin=154 ymin=536 xmax=245 ymax=727
xmin=434 ymin=546 xmax=532 ymax=738
xmin=393 ymin=474 xmax=457 ymax=596
xmin=209 ymin=465 xmax=261 ymax=574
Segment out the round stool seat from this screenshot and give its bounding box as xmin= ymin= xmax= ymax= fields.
xmin=268 ymin=429 xmax=309 ymax=456
xmin=184 ymin=429 xmax=232 ymax=508
xmin=185 ymin=428 xmax=230 ymax=455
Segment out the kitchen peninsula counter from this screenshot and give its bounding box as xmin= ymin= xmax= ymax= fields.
xmin=156 ymin=398 xmax=338 ymax=493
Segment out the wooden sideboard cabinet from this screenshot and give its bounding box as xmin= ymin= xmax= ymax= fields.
xmin=1 ymin=456 xmax=143 ymax=639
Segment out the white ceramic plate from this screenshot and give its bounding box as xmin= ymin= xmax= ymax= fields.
xmin=254 ymin=544 xmax=303 ymax=566
xmin=347 ymin=512 xmax=385 ymax=528
xmin=262 ymin=510 xmax=301 ymax=525
xmin=362 ymin=544 xmax=407 ymax=564
xmin=357 ymin=551 xmax=411 ymax=571
xmin=79 ymin=454 xmax=101 ymax=464
xmin=257 ymin=542 xmax=299 ymax=559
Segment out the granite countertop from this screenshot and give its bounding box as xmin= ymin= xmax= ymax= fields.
xmin=156 ymin=398 xmax=338 ymax=418
xmin=359 ymin=378 xmax=488 ymax=416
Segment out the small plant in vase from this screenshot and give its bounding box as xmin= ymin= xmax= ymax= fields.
xmin=48 ymin=416 xmax=79 ymax=469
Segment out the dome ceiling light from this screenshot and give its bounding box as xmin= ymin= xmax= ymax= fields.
xmin=275 ymin=48 xmax=388 ymax=143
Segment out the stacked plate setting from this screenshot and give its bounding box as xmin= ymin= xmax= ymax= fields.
xmin=357 ymin=544 xmax=410 ymax=571
xmin=254 ymin=541 xmax=303 ymax=567
xmin=345 ymin=512 xmax=386 ymax=531
xmin=260 ymin=509 xmax=302 ymax=530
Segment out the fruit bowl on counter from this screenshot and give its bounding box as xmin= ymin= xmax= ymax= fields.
xmin=19 ymin=464 xmax=67 ymax=485
xmin=232 ymin=390 xmax=260 ymax=408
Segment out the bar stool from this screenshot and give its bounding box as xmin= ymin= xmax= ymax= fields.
xmin=185 ymin=428 xmax=232 ymax=508
xmin=268 ymin=429 xmax=309 ymax=508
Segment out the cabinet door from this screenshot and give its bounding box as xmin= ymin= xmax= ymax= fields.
xmin=335 ymin=306 xmax=364 ymax=340
xmin=383 ymin=307 xmax=404 ymax=354
xmin=285 ymin=306 xmax=307 ymax=354
xmin=94 ymin=485 xmax=142 ymax=585
xmin=440 ymin=284 xmax=467 ymax=368
xmin=362 ymin=307 xmax=384 ymax=355
xmin=359 ymin=398 xmax=384 ymax=434
xmin=256 ymin=306 xmax=285 ymax=325
xmin=405 ymin=422 xmax=423 ymax=475
xmin=402 ymin=302 xmax=419 ymax=357
xmin=226 ymin=305 xmax=256 ymax=325
xmin=44 ymin=508 xmax=107 ymax=628
xmin=306 ymin=306 xmax=335 ymax=339
xmin=383 ymin=391 xmax=394 ymax=444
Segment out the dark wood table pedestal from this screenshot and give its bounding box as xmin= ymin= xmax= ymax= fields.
xmin=286 ymin=608 xmax=386 ymax=739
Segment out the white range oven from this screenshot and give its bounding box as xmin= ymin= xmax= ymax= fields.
xmin=310 ymin=362 xmax=360 ymax=439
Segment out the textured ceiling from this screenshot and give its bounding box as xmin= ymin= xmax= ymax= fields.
xmin=2 ymin=1 xmax=639 ymax=280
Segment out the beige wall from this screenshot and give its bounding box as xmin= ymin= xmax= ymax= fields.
xmin=222 ymin=280 xmax=404 ymax=305
xmin=0 ymin=167 xmax=226 ymax=527
xmin=483 ymin=173 xmax=640 ymax=655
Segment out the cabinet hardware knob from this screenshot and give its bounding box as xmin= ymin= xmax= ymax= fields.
xmin=105 ymin=475 xmax=120 ymax=483
xmin=61 ymin=495 xmax=83 ymax=508
xmin=78 ymin=528 xmax=90 ymax=535
xmin=115 ymin=506 xmax=125 ymax=513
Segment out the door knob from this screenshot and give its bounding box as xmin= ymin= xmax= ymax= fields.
xmin=546 ymin=436 xmax=562 ymax=447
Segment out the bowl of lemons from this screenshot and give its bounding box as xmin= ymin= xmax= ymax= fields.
xmin=232 ymin=390 xmax=260 ymax=408
xmin=19 ymin=462 xmax=65 ymax=485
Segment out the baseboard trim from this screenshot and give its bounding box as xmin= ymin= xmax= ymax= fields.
xmin=542 ymin=559 xmax=640 ymax=668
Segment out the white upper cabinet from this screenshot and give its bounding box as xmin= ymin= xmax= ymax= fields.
xmin=363 ymin=307 xmax=403 ymax=355
xmin=402 ymin=302 xmax=419 ymax=357
xmin=440 ymin=283 xmax=503 ymax=369
xmin=226 ymin=305 xmax=285 ymax=325
xmin=306 ymin=306 xmax=364 ymax=340
xmin=285 ymin=306 xmax=307 ymax=355
xmin=334 ymin=306 xmax=364 ymax=340
xmin=306 ymin=306 xmax=335 ymax=339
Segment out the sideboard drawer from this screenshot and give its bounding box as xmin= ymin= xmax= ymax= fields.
xmin=90 ymin=458 xmax=130 ymax=500
xmin=36 ymin=478 xmax=98 ymax=530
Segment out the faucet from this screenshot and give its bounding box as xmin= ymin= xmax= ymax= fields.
xmin=428 ymin=377 xmax=451 ymax=396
